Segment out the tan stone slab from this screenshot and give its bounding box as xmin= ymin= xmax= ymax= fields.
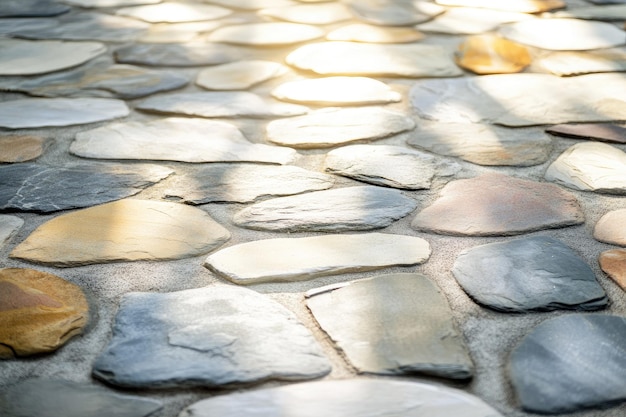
xmin=435 ymin=0 xmax=565 ymax=13
xmin=259 ymin=3 xmax=351 ymax=24
xmin=196 ymin=60 xmax=288 ymax=91
xmin=599 ymin=249 xmax=626 ymax=291
xmin=537 ymin=49 xmax=626 ymax=76
xmin=0 ymin=135 xmax=46 ymax=162
xmin=326 ymin=23 xmax=424 ymax=43
xmin=455 ymin=34 xmax=531 ymax=74
xmin=418 ymin=8 xmax=534 ymax=35
xmin=594 ymin=209 xmax=626 ymax=246
xmin=116 ymin=2 xmax=232 ymax=23
xmin=207 ymin=22 xmax=324 ymax=46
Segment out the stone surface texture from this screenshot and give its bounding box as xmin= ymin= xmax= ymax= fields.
xmin=0 ymin=135 xmax=46 ymax=162
xmin=454 ymin=34 xmax=532 ymax=74
xmin=0 ymin=215 xmax=23 ymax=249
xmin=435 ymin=0 xmax=566 ymax=13
xmin=0 ymin=0 xmax=70 ymax=17
xmin=259 ymin=3 xmax=351 ymax=24
xmin=207 ymin=22 xmax=324 ymax=45
xmin=599 ymin=249 xmax=626 ymax=290
xmin=326 ymin=23 xmax=425 ymax=43
xmin=196 ymin=60 xmax=288 ymax=91
xmin=546 ymin=123 xmax=626 ymax=143
xmin=537 ymin=49 xmax=626 ymax=77
xmin=114 ymin=42 xmax=242 ymax=66
xmin=115 ymin=2 xmax=232 ymax=23
xmin=418 ymin=8 xmax=534 ymax=35
xmin=345 ymin=0 xmax=445 ymax=25
xmin=594 ymin=209 xmax=626 ymax=246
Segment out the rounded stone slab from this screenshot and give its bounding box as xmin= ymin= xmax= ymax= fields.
xmin=0 ymin=268 xmax=89 ymax=358
xmin=62 ymin=0 xmax=161 ymax=6
xmin=417 ymin=8 xmax=534 ymax=35
xmin=452 ymin=236 xmax=607 ymax=312
xmin=0 ymin=215 xmax=23 ymax=249
xmin=266 ymin=107 xmax=415 ymax=149
xmin=0 ymin=379 xmax=163 ymax=417
xmin=0 ymin=98 xmax=129 ymax=129
xmin=455 ymin=34 xmax=532 ymax=74
xmin=138 ymin=20 xmax=244 ymax=43
xmin=600 ymin=249 xmax=626 ymax=291
xmin=412 ymin=173 xmax=584 ymax=236
xmin=537 ymin=50 xmax=626 ymax=77
xmin=204 ymin=233 xmax=431 ymax=284
xmin=259 ymin=3 xmax=351 ymax=24
xmin=0 ymin=17 xmax=60 ymax=36
xmin=286 ymin=42 xmax=463 ymax=77
xmin=271 ymin=77 xmax=401 ymax=106
xmin=92 ymin=285 xmax=330 ymax=388
xmin=233 ymin=186 xmax=417 ymax=232
xmin=0 ymin=0 xmax=69 ymax=17
xmin=345 ymin=0 xmax=445 ymax=26
xmin=10 ymin=199 xmax=231 ymax=267
xmin=203 ymin=0 xmax=296 ymax=9
xmin=509 ymin=314 xmax=626 ymax=413
xmin=71 ymin=117 xmax=296 ymax=165
xmin=0 ymin=135 xmax=46 ymax=162
xmin=164 ymin=164 xmax=334 ymax=204
xmin=326 ymin=23 xmax=425 ymax=43
xmin=552 ymin=5 xmax=626 ymax=20
xmin=306 ymin=273 xmax=473 ymax=379
xmin=0 ymin=39 xmax=106 ymax=76
xmin=179 ymin=379 xmax=503 ymax=417
xmin=196 ymin=60 xmax=288 ymax=91
xmin=116 ymin=2 xmax=232 ymax=23
xmin=546 ymin=123 xmax=626 ymax=144
xmin=435 ymin=0 xmax=565 ymax=13
xmin=545 ymin=142 xmax=626 ymax=194
xmin=594 ymin=209 xmax=626 ymax=246
xmin=207 ymin=22 xmax=324 ymax=46
xmin=115 ymin=42 xmax=242 ymax=66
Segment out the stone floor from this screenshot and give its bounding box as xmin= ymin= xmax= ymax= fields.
xmin=1 ymin=0 xmax=626 ymax=416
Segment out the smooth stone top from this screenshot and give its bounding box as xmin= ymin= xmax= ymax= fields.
xmin=435 ymin=0 xmax=565 ymax=13
xmin=537 ymin=50 xmax=626 ymax=77
xmin=0 ymin=135 xmax=46 ymax=162
xmin=546 ymin=123 xmax=626 ymax=144
xmin=418 ymin=8 xmax=534 ymax=35
xmin=0 ymin=215 xmax=23 ymax=249
xmin=115 ymin=42 xmax=242 ymax=66
xmin=345 ymin=0 xmax=445 ymax=26
xmin=326 ymin=23 xmax=425 ymax=43
xmin=0 ymin=0 xmax=70 ymax=17
xmin=116 ymin=2 xmax=232 ymax=23
xmin=594 ymin=209 xmax=626 ymax=246
xmin=454 ymin=34 xmax=532 ymax=74
xmin=207 ymin=22 xmax=324 ymax=46
xmin=196 ymin=60 xmax=288 ymax=90
xmin=62 ymin=0 xmax=161 ymax=6
xmin=599 ymin=249 xmax=626 ymax=291
xmin=138 ymin=19 xmax=245 ymax=43
xmin=552 ymin=5 xmax=626 ymax=20
xmin=259 ymin=3 xmax=351 ymax=24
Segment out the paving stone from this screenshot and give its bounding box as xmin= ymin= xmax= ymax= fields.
xmin=326 ymin=23 xmax=424 ymax=43
xmin=164 ymin=164 xmax=334 ymax=204
xmin=408 ymin=123 xmax=551 ymax=166
xmin=418 ymin=8 xmax=534 ymax=35
xmin=599 ymin=249 xmax=626 ymax=291
xmin=345 ymin=0 xmax=445 ymax=26
xmin=271 ymin=77 xmax=401 ymax=106
xmin=324 ymin=144 xmax=436 ymax=190
xmin=306 ymin=273 xmax=473 ymax=379
xmin=509 ymin=314 xmax=626 ymax=413
xmin=138 ymin=20 xmax=246 ymax=43
xmin=207 ymin=22 xmax=324 ymax=46
xmin=546 ymin=123 xmax=626 ymax=144
xmin=0 ymin=39 xmax=106 ymax=76
xmin=537 ymin=49 xmax=626 ymax=77
xmin=10 ymin=199 xmax=230 ymax=267
xmin=0 ymin=163 xmax=172 ymax=213
xmin=0 ymin=98 xmax=129 ymax=129
xmin=286 ymin=42 xmax=463 ymax=77
xmin=0 ymin=17 xmax=60 ymax=35
xmin=203 ymin=0 xmax=296 ymax=9
xmin=116 ymin=2 xmax=232 ymax=23
xmin=205 ymin=233 xmax=431 ymax=284
xmin=62 ymin=0 xmax=160 ymax=6
xmin=453 ymin=237 xmax=607 ymax=312
xmin=259 ymin=3 xmax=351 ymax=24
xmin=0 ymin=379 xmax=162 ymax=417
xmin=233 ymin=186 xmax=417 ymax=232
xmin=410 ymin=73 xmax=626 ymax=126
xmin=115 ymin=42 xmax=242 ymax=66
xmin=92 ymin=285 xmax=330 ymax=388
xmin=435 ymin=0 xmax=565 ymax=13
xmin=545 ymin=142 xmax=626 ymax=194
xmin=0 ymin=0 xmax=69 ymax=17
xmin=196 ymin=60 xmax=288 ymax=91
xmin=454 ymin=34 xmax=532 ymax=74
xmin=589 ymin=0 xmax=626 ymax=3
xmin=266 ymin=107 xmax=415 ymax=148
xmin=0 ymin=215 xmax=23 ymax=249
xmin=0 ymin=268 xmax=89 ymax=358
xmin=552 ymin=5 xmax=626 ymax=20
xmin=71 ymin=117 xmax=296 ymax=164
xmin=412 ymin=173 xmax=584 ymax=236
xmin=0 ymin=135 xmax=46 ymax=163
xmin=594 ymin=209 xmax=626 ymax=246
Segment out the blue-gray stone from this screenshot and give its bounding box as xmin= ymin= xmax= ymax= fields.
xmin=0 ymin=0 xmax=69 ymax=17
xmin=115 ymin=43 xmax=242 ymax=67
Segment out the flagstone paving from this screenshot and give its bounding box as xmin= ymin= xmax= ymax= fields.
xmin=1 ymin=1 xmax=626 ymax=417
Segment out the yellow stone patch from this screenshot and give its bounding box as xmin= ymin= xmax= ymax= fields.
xmin=455 ymin=34 xmax=531 ymax=74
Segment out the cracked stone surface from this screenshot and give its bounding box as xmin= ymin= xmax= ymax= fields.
xmin=0 ymin=215 xmax=23 ymax=249
xmin=599 ymin=249 xmax=626 ymax=291
xmin=594 ymin=209 xmax=626 ymax=246
xmin=0 ymin=135 xmax=46 ymax=162
xmin=546 ymin=123 xmax=626 ymax=143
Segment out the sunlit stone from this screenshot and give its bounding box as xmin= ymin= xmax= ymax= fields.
xmin=0 ymin=215 xmax=23 ymax=249
xmin=116 ymin=2 xmax=232 ymax=23
xmin=435 ymin=0 xmax=565 ymax=13
xmin=552 ymin=5 xmax=626 ymax=20
xmin=259 ymin=3 xmax=351 ymax=24
xmin=207 ymin=22 xmax=324 ymax=46
xmin=345 ymin=0 xmax=445 ymax=26
xmin=62 ymin=0 xmax=161 ymax=7
xmin=115 ymin=42 xmax=242 ymax=66
xmin=594 ymin=209 xmax=626 ymax=246
xmin=455 ymin=34 xmax=531 ymax=74
xmin=196 ymin=60 xmax=288 ymax=90
xmin=418 ymin=8 xmax=534 ymax=35
xmin=203 ymin=0 xmax=295 ymax=10
xmin=537 ymin=50 xmax=626 ymax=76
xmin=138 ymin=20 xmax=243 ymax=43
xmin=326 ymin=23 xmax=424 ymax=43
xmin=546 ymin=123 xmax=626 ymax=144
xmin=0 ymin=135 xmax=46 ymax=163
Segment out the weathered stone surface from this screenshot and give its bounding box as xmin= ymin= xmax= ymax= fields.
xmin=345 ymin=0 xmax=445 ymax=26
xmin=0 ymin=379 xmax=162 ymax=417
xmin=115 ymin=42 xmax=242 ymax=66
xmin=196 ymin=60 xmax=288 ymax=91
xmin=205 ymin=233 xmax=431 ymax=284
xmin=0 ymin=135 xmax=46 ymax=162
xmin=92 ymin=286 xmax=330 ymax=388
xmin=594 ymin=209 xmax=626 ymax=246
xmin=408 ymin=123 xmax=551 ymax=166
xmin=0 ymin=268 xmax=89 ymax=358
xmin=10 ymin=200 xmax=230 ymax=267
xmin=71 ymin=117 xmax=296 ymax=165
xmin=326 ymin=23 xmax=424 ymax=43
xmin=116 ymin=2 xmax=232 ymax=23
xmin=307 ymin=273 xmax=473 ymax=379
xmin=546 ymin=123 xmax=626 ymax=144
xmin=600 ymin=249 xmax=626 ymax=291
xmin=0 ymin=163 xmax=172 ymax=213
xmin=203 ymin=0 xmax=295 ymax=9
xmin=62 ymin=0 xmax=160 ymax=6
xmin=410 ymin=73 xmax=626 ymax=126
xmin=418 ymin=8 xmax=533 ymax=35
xmin=0 ymin=215 xmax=23 ymax=249
xmin=233 ymin=186 xmax=417 ymax=232
xmin=553 ymin=5 xmax=626 ymax=20
xmin=545 ymin=142 xmax=626 ymax=194
xmin=0 ymin=17 xmax=59 ymax=36
xmin=453 ymin=237 xmax=607 ymax=312
xmin=287 ymin=42 xmax=463 ymax=77
xmin=0 ymin=0 xmax=69 ymax=17
xmin=537 ymin=49 xmax=626 ymax=77
xmin=510 ymin=315 xmax=626 ymax=413
xmin=325 ymin=145 xmax=436 ymax=190
xmin=455 ymin=34 xmax=531 ymax=74
xmin=435 ymin=0 xmax=565 ymax=13
xmin=266 ymin=107 xmax=415 ymax=148
xmin=0 ymin=98 xmax=129 ymax=129
xmin=207 ymin=22 xmax=324 ymax=46
xmin=260 ymin=3 xmax=351 ymax=24
xmin=165 ymin=164 xmax=333 ymax=204
xmin=138 ymin=20 xmax=246 ymax=43
xmin=412 ymin=173 xmax=584 ymax=236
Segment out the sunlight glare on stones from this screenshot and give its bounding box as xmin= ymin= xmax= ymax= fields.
xmin=435 ymin=0 xmax=565 ymax=13
xmin=454 ymin=34 xmax=532 ymax=74
xmin=326 ymin=23 xmax=425 ymax=43
xmin=196 ymin=60 xmax=288 ymax=90
xmin=206 ymin=22 xmax=324 ymax=46
xmin=417 ymin=7 xmax=535 ymax=35
xmin=116 ymin=2 xmax=232 ymax=23
xmin=259 ymin=3 xmax=352 ymax=25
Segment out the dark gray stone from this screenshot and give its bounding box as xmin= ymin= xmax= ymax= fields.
xmin=115 ymin=42 xmax=242 ymax=66
xmin=0 ymin=0 xmax=69 ymax=17
xmin=510 ymin=314 xmax=626 ymax=413
xmin=452 ymin=237 xmax=608 ymax=312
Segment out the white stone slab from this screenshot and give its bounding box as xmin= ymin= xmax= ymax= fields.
xmin=196 ymin=60 xmax=288 ymax=91
xmin=207 ymin=22 xmax=324 ymax=46
xmin=417 ymin=7 xmax=534 ymax=35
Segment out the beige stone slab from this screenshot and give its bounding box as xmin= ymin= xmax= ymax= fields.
xmin=116 ymin=2 xmax=232 ymax=23
xmin=537 ymin=49 xmax=626 ymax=76
xmin=0 ymin=135 xmax=46 ymax=162
xmin=259 ymin=3 xmax=351 ymax=24
xmin=417 ymin=8 xmax=534 ymax=35
xmin=435 ymin=0 xmax=565 ymax=13
xmin=326 ymin=23 xmax=424 ymax=43
xmin=196 ymin=60 xmax=288 ymax=91
xmin=0 ymin=215 xmax=23 ymax=249
xmin=207 ymin=22 xmax=324 ymax=46
xmin=552 ymin=5 xmax=626 ymax=20
xmin=594 ymin=209 xmax=626 ymax=246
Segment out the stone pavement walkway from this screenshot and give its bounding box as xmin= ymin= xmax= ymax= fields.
xmin=1 ymin=0 xmax=626 ymax=416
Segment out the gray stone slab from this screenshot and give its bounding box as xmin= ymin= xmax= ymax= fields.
xmin=196 ymin=60 xmax=288 ymax=91
xmin=0 ymin=163 xmax=172 ymax=213
xmin=510 ymin=314 xmax=626 ymax=413
xmin=205 ymin=233 xmax=431 ymax=284
xmin=0 ymin=215 xmax=23 ymax=249
xmin=452 ymin=237 xmax=607 ymax=312
xmin=0 ymin=0 xmax=69 ymax=17
xmin=207 ymin=22 xmax=324 ymax=46
xmin=537 ymin=49 xmax=626 ymax=76
xmin=116 ymin=2 xmax=232 ymax=23
xmin=417 ymin=7 xmax=533 ymax=35
xmin=233 ymin=186 xmax=417 ymax=232
xmin=0 ymin=379 xmax=162 ymax=417
xmin=115 ymin=42 xmax=243 ymax=66
xmin=552 ymin=5 xmax=626 ymax=20
xmin=92 ymin=286 xmax=330 ymax=388
xmin=306 ymin=273 xmax=473 ymax=379
xmin=594 ymin=208 xmax=626 ymax=246
xmin=345 ymin=0 xmax=445 ymax=25
xmin=0 ymin=18 xmax=60 ymax=35
xmin=546 ymin=123 xmax=626 ymax=144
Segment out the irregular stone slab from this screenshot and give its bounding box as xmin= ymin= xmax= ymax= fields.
xmin=0 ymin=268 xmax=89 ymax=358
xmin=0 ymin=0 xmax=69 ymax=17
xmin=10 ymin=200 xmax=230 ymax=267
xmin=234 ymin=186 xmax=417 ymax=232
xmin=0 ymin=98 xmax=129 ymax=129
xmin=326 ymin=23 xmax=424 ymax=43
xmin=287 ymin=42 xmax=463 ymax=77
xmin=509 ymin=315 xmax=626 ymax=413
xmin=594 ymin=209 xmax=626 ymax=246
xmin=407 ymin=123 xmax=552 ymax=166
xmin=115 ymin=42 xmax=242 ymax=66
xmin=600 ymin=249 xmax=626 ymax=291
xmin=204 ymin=0 xmax=296 ymax=9
xmin=546 ymin=123 xmax=626 ymax=144
xmin=453 ymin=237 xmax=607 ymax=312
xmin=266 ymin=108 xmax=415 ymax=148
xmin=0 ymin=135 xmax=46 ymax=162
xmin=500 ymin=19 xmax=625 ymax=51
xmin=136 ymin=92 xmax=307 ymax=118
xmin=537 ymin=49 xmax=626 ymax=77
xmin=0 ymin=39 xmax=106 ymax=76
xmin=92 ymin=286 xmax=330 ymax=388
xmin=418 ymin=8 xmax=534 ymax=35
xmin=0 ymin=163 xmax=172 ymax=213
xmin=410 ymin=73 xmax=626 ymax=126
xmin=0 ymin=379 xmax=162 ymax=417
xmin=435 ymin=0 xmax=565 ymax=13
xmin=0 ymin=215 xmax=23 ymax=249
xmin=455 ymin=34 xmax=531 ymax=74
xmin=138 ymin=20 xmax=244 ymax=43
xmin=412 ymin=173 xmax=584 ymax=236
xmin=165 ymin=164 xmax=334 ymax=204
xmin=325 ymin=145 xmax=436 ymax=189
xmin=207 ymin=22 xmax=324 ymax=46
xmin=271 ymin=77 xmax=401 ymax=106
xmin=62 ymin=0 xmax=160 ymax=6
xmin=345 ymin=0 xmax=445 ymax=26
xmin=307 ymin=274 xmax=473 ymax=379
xmin=552 ymin=5 xmax=626 ymax=20
xmin=545 ymin=142 xmax=626 ymax=194
xmin=116 ymin=2 xmax=232 ymax=23
xmin=196 ymin=60 xmax=288 ymax=91
xmin=71 ymin=118 xmax=296 ymax=165
xmin=0 ymin=17 xmax=60 ymax=36
xmin=205 ymin=233 xmax=431 ymax=284
xmin=259 ymin=3 xmax=351 ymax=24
